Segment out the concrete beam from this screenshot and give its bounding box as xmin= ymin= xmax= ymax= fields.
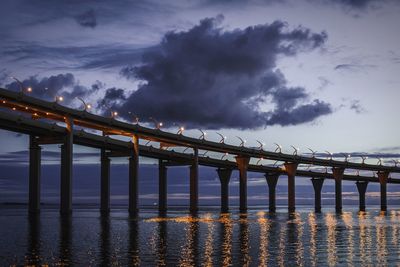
xmin=236 ymin=156 xmax=250 ymax=213
xmin=29 ymin=135 xmax=41 ymax=213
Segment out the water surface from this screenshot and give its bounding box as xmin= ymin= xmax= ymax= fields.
xmin=1 ymin=206 xmax=400 ymax=266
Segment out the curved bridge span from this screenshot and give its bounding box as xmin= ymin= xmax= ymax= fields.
xmin=0 ymin=88 xmax=399 ymax=215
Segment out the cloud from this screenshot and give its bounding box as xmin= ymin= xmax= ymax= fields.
xmin=334 ymin=63 xmax=377 ymax=72
xmin=349 ymin=99 xmax=365 ymax=114
xmin=74 ymin=9 xmax=97 ymax=28
xmin=97 ymin=87 xmax=126 ymax=109
xmin=115 ymin=16 xmax=331 ymax=129
xmin=4 ymin=73 xmax=100 ymax=105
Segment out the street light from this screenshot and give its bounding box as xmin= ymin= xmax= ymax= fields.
xmin=198 ymin=129 xmax=207 ymax=140
xmin=10 ymin=76 xmax=32 ymax=93
xmin=128 ymin=112 xmax=140 ymax=124
xmin=393 ymin=159 xmax=400 ymax=167
xmin=361 ymin=155 xmax=368 ymax=164
xmin=221 ymin=152 xmax=228 ymax=160
xmin=308 ymin=148 xmax=317 ymax=159
xmin=149 ymin=117 xmax=162 ymax=129
xmin=236 ymin=136 xmax=246 ymax=147
xmin=291 ymin=145 xmax=299 ymax=156
xmin=55 ymin=96 xmax=64 ymax=103
xmin=342 ymin=153 xmax=351 ymax=162
xmin=111 ymin=111 xmax=118 ymax=118
xmin=274 ymin=143 xmax=282 ymax=153
xmin=256 ymin=140 xmax=265 ymax=150
xmin=256 ymin=157 xmax=264 ymax=165
xmin=325 ymin=150 xmax=333 ymax=160
xmin=77 ymin=97 xmax=91 ymax=111
xmin=177 ymin=126 xmax=185 ymax=135
xmin=216 ymin=132 xmax=226 ymax=144
xmin=377 ymin=158 xmax=383 ymax=166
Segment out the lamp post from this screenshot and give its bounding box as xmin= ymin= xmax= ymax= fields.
xmin=274 ymin=143 xmax=282 ymax=153
xmin=216 ymin=132 xmax=226 ymax=144
xmin=77 ymin=97 xmax=91 ymax=111
xmin=291 ymin=145 xmax=299 ymax=156
xmin=10 ymin=76 xmax=32 ymax=93
xmin=198 ymin=129 xmax=207 ymax=140
xmin=149 ymin=117 xmax=162 ymax=129
xmin=236 ymin=136 xmax=246 ymax=147
xmin=256 ymin=140 xmax=265 ymax=150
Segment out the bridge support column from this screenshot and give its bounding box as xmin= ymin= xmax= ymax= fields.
xmin=190 ymin=148 xmax=199 ymax=214
xmin=100 ymin=148 xmax=110 ymax=213
xmin=236 ymin=156 xmax=250 ymax=213
xmin=284 ymin=162 xmax=298 ymax=213
xmin=129 ymin=135 xmax=139 ymax=216
xmin=60 ymin=117 xmax=73 ymax=215
xmin=217 ymin=168 xmax=232 ymax=213
xmin=311 ymin=178 xmax=324 ymax=213
xmin=159 ymin=159 xmax=167 ymax=214
xmin=29 ymin=135 xmax=41 ymax=213
xmin=265 ymin=172 xmax=279 ymax=213
xmin=356 ymin=181 xmax=368 ymax=212
xmin=332 ymin=167 xmax=344 ymax=213
xmin=377 ymin=171 xmax=389 ymax=212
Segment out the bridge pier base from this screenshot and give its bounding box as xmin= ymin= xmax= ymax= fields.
xmin=284 ymin=162 xmax=298 ymax=213
xmin=129 ymin=135 xmax=139 ymax=216
xmin=332 ymin=167 xmax=344 ymax=213
xmin=236 ymin=156 xmax=250 ymax=213
xmin=265 ymin=172 xmax=279 ymax=213
xmin=356 ymin=181 xmax=368 ymax=212
xmin=100 ymin=148 xmax=110 ymax=213
xmin=217 ymin=168 xmax=232 ymax=213
xmin=311 ymin=178 xmax=324 ymax=213
xmin=60 ymin=117 xmax=73 ymax=215
xmin=159 ymin=159 xmax=167 ymax=214
xmin=29 ymin=135 xmax=41 ymax=213
xmin=190 ymin=148 xmax=199 ymax=214
xmin=377 ymin=171 xmax=389 ymax=212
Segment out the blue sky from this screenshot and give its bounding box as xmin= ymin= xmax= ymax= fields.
xmin=0 ymin=0 xmax=399 ymax=206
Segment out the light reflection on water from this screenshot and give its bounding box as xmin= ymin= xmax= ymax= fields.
xmin=2 ymin=207 xmax=400 ymax=266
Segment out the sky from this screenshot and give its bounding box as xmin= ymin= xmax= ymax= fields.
xmin=0 ymin=0 xmax=400 ymax=207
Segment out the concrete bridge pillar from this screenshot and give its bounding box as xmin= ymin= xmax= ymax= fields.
xmin=29 ymin=135 xmax=41 ymax=213
xmin=332 ymin=167 xmax=344 ymax=213
xmin=311 ymin=178 xmax=324 ymax=213
xmin=217 ymin=168 xmax=232 ymax=213
xmin=100 ymin=148 xmax=110 ymax=213
xmin=235 ymin=156 xmax=250 ymax=213
xmin=356 ymin=181 xmax=368 ymax=212
xmin=129 ymin=135 xmax=139 ymax=216
xmin=190 ymin=148 xmax=199 ymax=214
xmin=60 ymin=117 xmax=73 ymax=215
xmin=159 ymin=159 xmax=167 ymax=214
xmin=284 ymin=162 xmax=298 ymax=213
xmin=265 ymin=172 xmax=279 ymax=213
xmin=377 ymin=171 xmax=389 ymax=212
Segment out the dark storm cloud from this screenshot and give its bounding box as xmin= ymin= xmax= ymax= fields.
xmin=116 ymin=17 xmax=331 ymax=129
xmin=4 ymin=73 xmax=99 ymax=105
xmin=97 ymin=87 xmax=126 ymax=109
xmin=74 ymin=9 xmax=97 ymax=28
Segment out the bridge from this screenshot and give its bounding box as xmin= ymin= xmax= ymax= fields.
xmin=0 ymin=87 xmax=399 ymax=215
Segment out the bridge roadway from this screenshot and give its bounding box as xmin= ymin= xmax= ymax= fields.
xmin=0 ymin=110 xmax=397 ymax=215
xmin=1 ymin=88 xmax=399 ymax=174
